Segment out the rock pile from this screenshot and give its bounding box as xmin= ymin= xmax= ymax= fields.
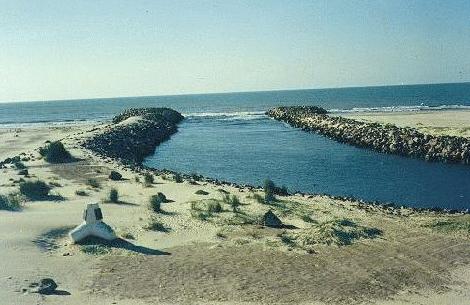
xmin=267 ymin=106 xmax=470 ymax=165
xmin=83 ymin=108 xmax=184 ymax=164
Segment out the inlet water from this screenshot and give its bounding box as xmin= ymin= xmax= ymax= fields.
xmin=144 ymin=113 xmax=470 ymax=210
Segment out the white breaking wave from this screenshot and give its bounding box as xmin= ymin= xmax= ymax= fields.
xmin=183 ymin=111 xmax=266 ymax=121
xmin=328 ymin=104 xmax=470 ymax=113
xmin=0 ymin=119 xmax=103 ymax=129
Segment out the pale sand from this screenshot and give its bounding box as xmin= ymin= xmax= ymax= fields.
xmin=1 ymin=112 xmax=470 ymax=304
xmin=340 ymin=110 xmax=470 ymax=137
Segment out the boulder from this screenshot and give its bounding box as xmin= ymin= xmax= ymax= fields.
xmin=262 ymin=210 xmax=283 ymax=228
xmin=32 ymin=278 xmax=58 ymax=295
xmin=108 ymin=171 xmax=122 ymax=181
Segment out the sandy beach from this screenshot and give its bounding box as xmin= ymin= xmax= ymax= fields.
xmin=1 ymin=110 xmax=470 ymax=305
xmin=341 ymin=110 xmax=470 ymax=138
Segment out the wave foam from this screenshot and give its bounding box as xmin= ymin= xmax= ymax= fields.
xmin=183 ymin=111 xmax=266 ymax=121
xmin=328 ymin=104 xmax=470 ymax=113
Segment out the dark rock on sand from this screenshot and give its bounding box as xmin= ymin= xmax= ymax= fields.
xmin=263 ymin=210 xmax=283 ymax=228
xmin=31 ymin=278 xmax=58 ymax=294
xmin=108 ymin=171 xmax=122 ymax=181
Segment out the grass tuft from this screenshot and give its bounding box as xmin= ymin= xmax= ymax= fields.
xmin=86 ymin=178 xmax=100 ymax=188
xmin=145 ymin=217 xmax=169 ymax=232
xmin=0 ymin=193 xmax=23 ymax=211
xmin=39 ymin=141 xmax=73 ymax=163
xmin=19 ymin=180 xmax=51 ymax=200
xmin=108 ymin=188 xmax=119 ymax=203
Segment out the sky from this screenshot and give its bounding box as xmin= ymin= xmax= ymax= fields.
xmin=0 ymin=0 xmax=469 ymax=102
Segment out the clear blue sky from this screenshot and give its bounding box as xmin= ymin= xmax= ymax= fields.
xmin=1 ymin=0 xmax=469 ymax=102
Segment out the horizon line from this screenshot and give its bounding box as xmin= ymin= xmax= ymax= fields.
xmin=1 ymin=80 xmax=469 ymax=105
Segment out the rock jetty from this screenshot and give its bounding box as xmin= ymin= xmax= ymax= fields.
xmin=83 ymin=108 xmax=184 ymax=164
xmin=267 ymin=106 xmax=470 ymax=165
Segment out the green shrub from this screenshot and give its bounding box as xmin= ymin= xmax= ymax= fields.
xmin=252 ymin=193 xmax=265 ymax=204
xmin=149 ymin=194 xmax=163 ymax=213
xmin=264 ymin=179 xmax=276 ymax=202
xmin=195 ymin=189 xmax=209 ymax=195
xmin=144 ymin=173 xmax=154 ymax=186
xmin=75 ymin=190 xmax=88 ymax=196
xmin=0 ymin=193 xmax=22 ymax=211
xmin=145 ymin=217 xmax=168 ymax=232
xmin=19 ymin=181 xmax=51 ymax=200
xmin=190 ymin=199 xmax=223 ymax=220
xmin=424 ymin=216 xmax=470 ymax=233
xmin=80 ymin=244 xmax=111 ymax=255
xmin=223 ymin=194 xmax=241 ymax=212
xmin=14 ymin=161 xmax=26 ymax=169
xmin=39 ymin=141 xmax=72 ymax=163
xmin=293 ymin=218 xmax=382 ymax=247
xmin=86 ymin=178 xmax=100 ymax=188
xmin=207 ymin=201 xmax=222 ymax=213
xmin=109 ymin=188 xmax=119 ymax=203
xmin=121 ymin=232 xmax=135 ymax=240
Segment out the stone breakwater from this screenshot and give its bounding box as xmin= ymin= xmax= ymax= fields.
xmin=82 ymin=108 xmax=184 ymax=164
xmin=267 ymin=106 xmax=470 ymax=165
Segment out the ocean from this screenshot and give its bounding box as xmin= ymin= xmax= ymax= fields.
xmin=2 ymin=82 xmax=470 ymax=209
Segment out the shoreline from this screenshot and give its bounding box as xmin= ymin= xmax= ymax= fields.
xmin=3 ymin=108 xmax=469 ymax=213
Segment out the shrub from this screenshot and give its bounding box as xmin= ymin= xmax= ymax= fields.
xmin=264 ymin=179 xmax=276 ymax=202
xmin=80 ymin=245 xmax=111 ymax=255
xmin=207 ymin=201 xmax=223 ymax=213
xmin=149 ymin=194 xmax=163 ymax=213
xmin=294 ymin=218 xmax=383 ymax=247
xmin=425 ymin=216 xmax=470 ymax=233
xmin=19 ymin=181 xmax=51 ymax=200
xmin=121 ymin=232 xmax=135 ymax=240
xmin=195 ymin=189 xmax=209 ymax=195
xmin=109 ymin=171 xmax=122 ymax=181
xmin=109 ymin=188 xmax=119 ymax=203
xmin=190 ymin=199 xmax=223 ymax=220
xmin=223 ymin=194 xmax=241 ymax=212
xmin=39 ymin=141 xmax=72 ymax=163
xmin=145 ymin=217 xmax=168 ymax=232
xmin=252 ymin=193 xmax=265 ymax=204
xmin=174 ymin=173 xmax=183 ymax=183
xmin=14 ymin=161 xmax=26 ymax=169
xmin=18 ymin=169 xmax=28 ymax=176
xmin=0 ymin=193 xmax=22 ymax=211
xmin=49 ymin=181 xmax=61 ymax=187
xmin=143 ymin=173 xmax=154 ymax=186
xmin=86 ymin=178 xmax=100 ymax=188
xmin=75 ymin=190 xmax=88 ymax=196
